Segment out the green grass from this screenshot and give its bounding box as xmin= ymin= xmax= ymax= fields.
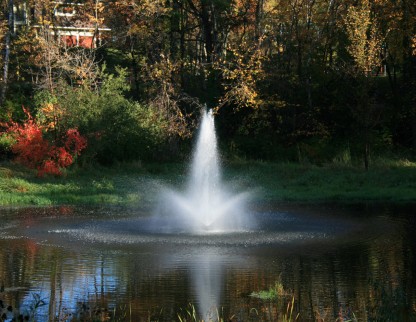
xmin=226 ymin=159 xmax=416 ymax=203
xmin=0 ymin=158 xmax=415 ymax=206
xmin=0 ymin=162 xmax=162 ymax=206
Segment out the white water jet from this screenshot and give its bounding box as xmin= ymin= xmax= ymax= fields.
xmin=156 ymin=108 xmax=253 ymax=233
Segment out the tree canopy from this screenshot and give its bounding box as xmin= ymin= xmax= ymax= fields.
xmin=1 ymin=0 xmax=415 ymax=169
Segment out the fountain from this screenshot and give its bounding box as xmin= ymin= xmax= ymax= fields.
xmin=0 ymin=106 xmax=395 ymax=321
xmin=38 ymin=108 xmax=352 ymax=247
xmin=154 ymin=108 xmax=254 ymax=317
xmin=1 ymin=106 xmax=369 ymax=321
xmin=156 ymin=109 xmax=253 ymax=233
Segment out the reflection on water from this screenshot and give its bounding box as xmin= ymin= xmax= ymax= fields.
xmin=0 ymin=204 xmax=415 ymax=321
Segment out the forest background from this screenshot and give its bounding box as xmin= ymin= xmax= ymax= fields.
xmin=0 ymin=0 xmax=415 ymax=175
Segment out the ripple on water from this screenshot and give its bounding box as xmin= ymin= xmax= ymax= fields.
xmin=44 ymin=210 xmax=356 ymax=247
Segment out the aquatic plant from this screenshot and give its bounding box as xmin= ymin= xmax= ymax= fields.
xmin=177 ymin=303 xmax=232 ymax=322
xmin=250 ymin=281 xmax=286 ymax=300
xmin=282 ymin=296 xmax=299 ymax=322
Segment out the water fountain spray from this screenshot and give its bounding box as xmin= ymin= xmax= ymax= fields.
xmin=157 ymin=108 xmax=253 ymax=233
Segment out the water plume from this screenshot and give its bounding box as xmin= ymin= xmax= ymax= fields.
xmin=156 ymin=108 xmax=253 ymax=233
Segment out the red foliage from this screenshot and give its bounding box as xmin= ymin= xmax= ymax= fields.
xmin=11 ymin=120 xmax=50 ymax=168
xmin=2 ymin=108 xmax=87 ymax=176
xmin=38 ymin=159 xmax=62 ymax=177
xmin=55 ymin=147 xmax=73 ymax=168
xmin=64 ymin=129 xmax=87 ymax=156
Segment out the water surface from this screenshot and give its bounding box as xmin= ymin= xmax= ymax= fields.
xmin=0 ymin=203 xmax=415 ymax=321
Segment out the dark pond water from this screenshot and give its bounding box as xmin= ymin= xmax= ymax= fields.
xmin=0 ymin=203 xmax=415 ymax=321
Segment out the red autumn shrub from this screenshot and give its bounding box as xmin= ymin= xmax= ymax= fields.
xmin=64 ymin=129 xmax=87 ymax=156
xmin=39 ymin=159 xmax=62 ymax=177
xmin=10 ymin=120 xmax=50 ymax=169
xmin=54 ymin=147 xmax=73 ymax=168
xmin=2 ymin=108 xmax=87 ymax=176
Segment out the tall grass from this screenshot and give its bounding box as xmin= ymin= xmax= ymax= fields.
xmin=283 ymin=297 xmax=299 ymax=322
xmin=177 ymin=304 xmax=234 ymax=322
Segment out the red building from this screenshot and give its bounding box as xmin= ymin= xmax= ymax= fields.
xmin=13 ymin=1 xmax=110 ymax=49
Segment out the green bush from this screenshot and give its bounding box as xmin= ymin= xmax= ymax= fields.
xmin=0 ymin=133 xmax=15 ymax=160
xmin=34 ymin=67 xmax=171 ymax=164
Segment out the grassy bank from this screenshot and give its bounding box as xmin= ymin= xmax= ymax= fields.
xmin=0 ymin=159 xmax=415 ymax=206
xmin=225 ymin=159 xmax=416 ymax=203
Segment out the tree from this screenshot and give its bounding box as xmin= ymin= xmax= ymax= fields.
xmin=373 ymin=0 xmax=416 ymax=148
xmin=104 ymin=0 xmax=170 ymax=98
xmin=345 ymin=0 xmax=382 ymax=75
xmin=345 ymin=0 xmax=383 ymax=169
xmin=216 ymin=39 xmax=264 ymax=110
xmin=30 ymin=28 xmax=99 ymax=92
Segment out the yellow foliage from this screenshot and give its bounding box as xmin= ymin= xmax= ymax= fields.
xmin=412 ymin=36 xmax=416 ymax=56
xmin=216 ymin=40 xmax=265 ymax=110
xmin=345 ymin=0 xmax=383 ymax=74
xmin=38 ymin=102 xmax=63 ymax=131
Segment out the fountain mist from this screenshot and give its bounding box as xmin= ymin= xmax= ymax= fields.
xmin=157 ymin=109 xmax=253 ymax=233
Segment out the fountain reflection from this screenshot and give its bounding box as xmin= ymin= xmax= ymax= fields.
xmin=159 ymin=245 xmax=254 ymax=320
xmin=154 ymin=108 xmax=256 ymax=317
xmin=191 ymin=253 xmax=223 ymax=319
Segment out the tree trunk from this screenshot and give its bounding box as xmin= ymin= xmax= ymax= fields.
xmin=0 ymin=0 xmax=13 ymax=107
xmin=364 ymin=133 xmax=370 ymax=171
xmin=255 ymin=0 xmax=264 ymax=42
xmin=412 ymin=113 xmax=416 ymax=149
xmin=179 ymin=1 xmax=186 ymax=87
xmin=200 ymin=1 xmax=214 ymax=63
xmin=130 ymin=48 xmax=141 ymax=100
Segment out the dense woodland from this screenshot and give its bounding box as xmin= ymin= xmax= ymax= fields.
xmin=0 ymin=0 xmax=415 ymax=174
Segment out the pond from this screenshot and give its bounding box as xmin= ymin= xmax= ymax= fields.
xmin=0 ymin=203 xmax=415 ymax=321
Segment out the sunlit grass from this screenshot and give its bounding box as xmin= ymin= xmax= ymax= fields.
xmin=0 ymin=161 xmax=154 ymax=206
